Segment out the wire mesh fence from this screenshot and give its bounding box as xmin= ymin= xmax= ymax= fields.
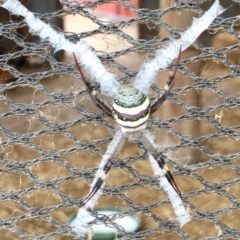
xmin=0 ymin=0 xmax=240 ymax=239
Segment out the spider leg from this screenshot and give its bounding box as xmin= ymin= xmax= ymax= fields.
xmin=80 ymin=130 xmax=125 ymax=208
xmin=140 ymin=130 xmax=190 ymax=226
xmin=73 ymin=53 xmax=113 ymax=118
xmin=150 ymin=47 xmax=182 ymax=115
xmin=80 ymin=161 xmax=111 ymax=207
xmin=70 ymin=130 xmax=125 ymax=234
xmin=140 ymin=131 xmax=181 ymax=196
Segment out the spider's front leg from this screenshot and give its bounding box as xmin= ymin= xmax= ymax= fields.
xmin=150 ymin=47 xmax=182 ymax=115
xmin=73 ymin=53 xmax=113 ymax=118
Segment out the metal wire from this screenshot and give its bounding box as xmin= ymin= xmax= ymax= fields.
xmin=0 ymin=0 xmax=240 ymax=239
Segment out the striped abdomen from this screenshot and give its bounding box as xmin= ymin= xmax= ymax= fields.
xmin=111 ymin=86 xmax=150 ymax=132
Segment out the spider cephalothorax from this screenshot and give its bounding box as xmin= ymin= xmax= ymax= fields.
xmin=112 ymin=86 xmax=150 ymax=132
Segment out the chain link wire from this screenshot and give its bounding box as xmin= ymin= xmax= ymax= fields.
xmin=0 ymin=0 xmax=240 ymax=239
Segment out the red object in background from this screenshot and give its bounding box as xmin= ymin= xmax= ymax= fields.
xmin=75 ymin=0 xmax=138 ymax=21
xmin=0 ymin=68 xmax=16 ymax=83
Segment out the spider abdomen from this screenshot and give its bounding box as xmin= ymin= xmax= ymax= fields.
xmin=111 ymin=86 xmax=150 ymax=132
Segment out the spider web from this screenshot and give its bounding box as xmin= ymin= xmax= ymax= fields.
xmin=0 ymin=0 xmax=239 ymax=239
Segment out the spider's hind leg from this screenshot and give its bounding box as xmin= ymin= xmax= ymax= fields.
xmin=73 ymin=53 xmax=113 ymax=118
xmin=150 ymin=47 xmax=182 ymax=115
xmin=79 ymin=130 xmax=125 ymax=208
xmin=70 ymin=130 xmax=125 ymax=234
xmin=140 ymin=130 xmax=191 ymax=226
xmin=140 ymin=131 xmax=181 ymax=196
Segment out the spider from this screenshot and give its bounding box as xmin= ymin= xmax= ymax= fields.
xmin=72 ymin=47 xmax=190 ymax=229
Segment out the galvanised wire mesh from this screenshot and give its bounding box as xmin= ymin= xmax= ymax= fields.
xmin=0 ymin=0 xmax=240 ymax=239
